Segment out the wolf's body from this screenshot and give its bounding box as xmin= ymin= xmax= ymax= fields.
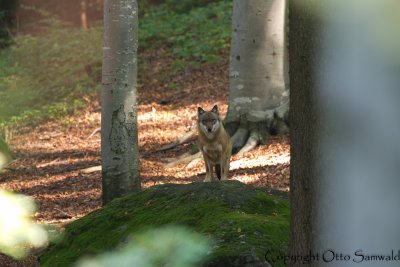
xmin=197 ymin=105 xmax=232 ymax=182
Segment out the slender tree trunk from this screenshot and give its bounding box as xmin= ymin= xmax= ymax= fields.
xmin=225 ymin=0 xmax=289 ymax=154
xmin=0 ymin=0 xmax=18 ymax=47
xmin=101 ymin=0 xmax=140 ymax=205
xmin=288 ymin=1 xmax=321 ymax=264
xmin=80 ymin=0 xmax=88 ymax=31
xmin=0 ymin=136 xmax=12 ymax=169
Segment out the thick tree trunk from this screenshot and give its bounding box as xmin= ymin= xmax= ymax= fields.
xmin=101 ymin=0 xmax=140 ymax=205
xmin=288 ymin=1 xmax=321 ymax=265
xmin=160 ymin=0 xmax=289 ymax=161
xmin=225 ymin=0 xmax=289 ymax=153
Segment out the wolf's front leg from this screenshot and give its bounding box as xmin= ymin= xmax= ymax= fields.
xmin=204 ymin=160 xmax=213 ymax=182
xmin=220 ymin=157 xmax=230 ymax=180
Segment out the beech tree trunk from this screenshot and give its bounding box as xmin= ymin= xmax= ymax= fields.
xmin=101 ymin=0 xmax=140 ymax=205
xmin=225 ymin=0 xmax=289 ymax=154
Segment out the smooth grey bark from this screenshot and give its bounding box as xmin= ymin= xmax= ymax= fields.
xmin=225 ymin=0 xmax=289 ymax=154
xmin=101 ymin=0 xmax=140 ymax=205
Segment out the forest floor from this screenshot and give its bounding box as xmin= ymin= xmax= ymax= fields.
xmin=0 ymin=52 xmax=290 ymax=266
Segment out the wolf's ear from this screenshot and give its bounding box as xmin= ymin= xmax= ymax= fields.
xmin=198 ymin=107 xmax=205 ymax=115
xmin=211 ymin=105 xmax=218 ymax=114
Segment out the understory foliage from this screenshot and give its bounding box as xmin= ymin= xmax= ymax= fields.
xmin=140 ymin=1 xmax=232 ymax=62
xmin=76 ymin=226 xmax=210 ymax=267
xmin=0 ymin=0 xmax=232 ymax=128
xmin=0 ymin=17 xmax=102 ymax=128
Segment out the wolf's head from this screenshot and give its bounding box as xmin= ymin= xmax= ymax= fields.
xmin=198 ymin=105 xmax=220 ymax=138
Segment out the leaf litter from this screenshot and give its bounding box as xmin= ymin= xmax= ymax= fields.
xmin=0 ymin=55 xmax=289 ymax=266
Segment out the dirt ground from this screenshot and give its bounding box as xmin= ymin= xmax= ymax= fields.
xmin=0 ymin=56 xmax=290 ymax=266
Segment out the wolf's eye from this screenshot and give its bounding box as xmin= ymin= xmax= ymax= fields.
xmin=212 ymin=119 xmax=217 ymax=123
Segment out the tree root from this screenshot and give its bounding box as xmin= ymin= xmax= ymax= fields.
xmin=81 ymin=165 xmax=102 ymax=173
xmin=231 ymin=115 xmax=249 ymax=153
xmin=230 ymin=112 xmax=288 ymax=156
xmin=185 ymin=157 xmax=202 ymax=169
xmin=155 ymin=129 xmax=197 ymax=152
xmin=140 ymin=129 xmax=196 ymax=157
xmin=87 ymin=127 xmax=101 ymax=139
xmin=236 ymin=128 xmax=260 ymax=156
xmin=164 ymin=151 xmax=202 ymax=169
xmin=163 ymin=151 xmax=192 ymax=163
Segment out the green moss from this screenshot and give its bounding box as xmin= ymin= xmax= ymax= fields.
xmin=40 ymin=181 xmax=289 ymax=267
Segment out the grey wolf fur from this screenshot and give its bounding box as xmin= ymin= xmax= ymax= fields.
xmin=197 ymin=105 xmax=232 ymax=182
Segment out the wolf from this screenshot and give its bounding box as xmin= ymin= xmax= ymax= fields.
xmin=197 ymin=105 xmax=232 ymax=182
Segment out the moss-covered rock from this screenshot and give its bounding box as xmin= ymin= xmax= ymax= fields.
xmin=39 ymin=181 xmax=289 ymax=267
